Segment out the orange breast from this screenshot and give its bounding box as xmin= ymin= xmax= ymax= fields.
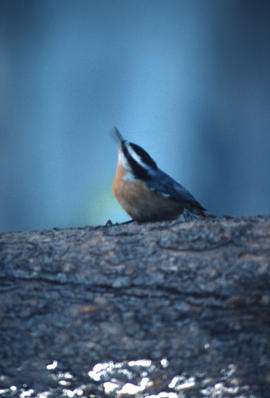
xmin=113 ymin=165 xmax=183 ymax=221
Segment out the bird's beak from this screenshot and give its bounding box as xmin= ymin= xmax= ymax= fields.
xmin=114 ymin=127 xmax=125 ymax=144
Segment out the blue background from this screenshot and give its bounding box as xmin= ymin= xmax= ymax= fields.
xmin=1 ymin=0 xmax=270 ymax=232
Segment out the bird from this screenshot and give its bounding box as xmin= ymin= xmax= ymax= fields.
xmin=113 ymin=128 xmax=205 ymax=222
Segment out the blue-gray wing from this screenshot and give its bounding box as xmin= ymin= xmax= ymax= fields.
xmin=148 ymin=169 xmax=205 ymax=212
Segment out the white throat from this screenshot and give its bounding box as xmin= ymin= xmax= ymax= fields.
xmin=118 ymin=149 xmax=131 ymax=170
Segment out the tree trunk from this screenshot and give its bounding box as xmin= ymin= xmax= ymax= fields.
xmin=0 ymin=215 xmax=270 ymax=397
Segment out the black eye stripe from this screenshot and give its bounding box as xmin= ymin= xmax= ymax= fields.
xmin=122 ymin=142 xmax=151 ymax=180
xmin=129 ymin=143 xmax=158 ymax=170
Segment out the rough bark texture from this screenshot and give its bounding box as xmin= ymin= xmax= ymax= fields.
xmin=0 ymin=215 xmax=270 ymax=397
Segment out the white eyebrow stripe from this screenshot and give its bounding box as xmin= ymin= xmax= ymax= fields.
xmin=127 ymin=143 xmax=152 ymax=171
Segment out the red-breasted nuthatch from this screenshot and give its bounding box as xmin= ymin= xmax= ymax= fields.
xmin=113 ymin=128 xmax=205 ymax=222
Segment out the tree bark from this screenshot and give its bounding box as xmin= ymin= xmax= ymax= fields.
xmin=0 ymin=215 xmax=270 ymax=397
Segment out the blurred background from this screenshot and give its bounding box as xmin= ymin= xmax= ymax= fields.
xmin=0 ymin=0 xmax=270 ymax=232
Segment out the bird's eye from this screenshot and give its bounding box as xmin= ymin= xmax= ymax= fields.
xmin=129 ymin=143 xmax=157 ymax=170
xmin=121 ymin=143 xmax=152 ymax=180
